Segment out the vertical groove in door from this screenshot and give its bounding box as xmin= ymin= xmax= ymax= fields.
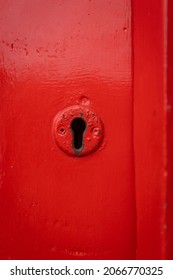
xmin=133 ymin=0 xmax=167 ymax=259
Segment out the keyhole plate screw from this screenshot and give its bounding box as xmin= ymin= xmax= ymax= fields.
xmin=53 ymin=105 xmax=104 ymax=156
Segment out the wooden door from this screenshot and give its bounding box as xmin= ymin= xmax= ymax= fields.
xmin=0 ymin=0 xmax=135 ymax=259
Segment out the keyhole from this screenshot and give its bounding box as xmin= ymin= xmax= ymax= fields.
xmin=71 ymin=117 xmax=86 ymax=153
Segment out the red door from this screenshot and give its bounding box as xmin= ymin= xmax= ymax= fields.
xmin=0 ymin=0 xmax=135 ymax=259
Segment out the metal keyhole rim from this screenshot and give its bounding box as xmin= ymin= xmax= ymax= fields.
xmin=53 ymin=105 xmax=104 ymax=157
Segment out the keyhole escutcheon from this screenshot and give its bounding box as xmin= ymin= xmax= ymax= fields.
xmin=71 ymin=117 xmax=86 ymax=154
xmin=53 ymin=105 xmax=104 ymax=156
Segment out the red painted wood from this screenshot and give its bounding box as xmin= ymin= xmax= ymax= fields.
xmin=0 ymin=0 xmax=136 ymax=259
xmin=133 ymin=0 xmax=167 ymax=259
xmin=167 ymin=0 xmax=173 ymax=260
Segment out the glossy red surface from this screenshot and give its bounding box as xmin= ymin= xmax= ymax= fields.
xmin=0 ymin=0 xmax=136 ymax=259
xmin=133 ymin=0 xmax=167 ymax=259
xmin=167 ymin=0 xmax=173 ymax=260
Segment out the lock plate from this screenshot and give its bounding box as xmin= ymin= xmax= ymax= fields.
xmin=53 ymin=105 xmax=104 ymax=156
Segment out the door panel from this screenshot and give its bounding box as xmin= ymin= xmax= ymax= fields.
xmin=0 ymin=0 xmax=135 ymax=259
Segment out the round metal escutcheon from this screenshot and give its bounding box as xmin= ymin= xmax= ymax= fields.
xmin=53 ymin=105 xmax=104 ymax=156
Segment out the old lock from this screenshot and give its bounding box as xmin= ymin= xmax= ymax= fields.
xmin=53 ymin=105 xmax=104 ymax=156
